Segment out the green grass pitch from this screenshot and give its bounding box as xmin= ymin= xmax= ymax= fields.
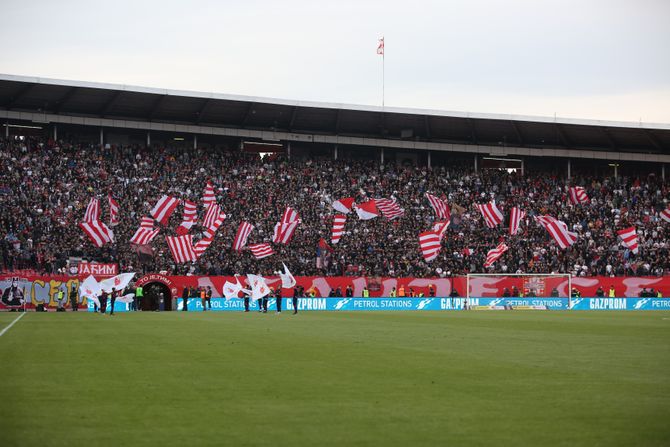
xmin=1 ymin=310 xmax=669 ymax=446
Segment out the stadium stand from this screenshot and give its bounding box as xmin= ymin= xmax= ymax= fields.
xmin=1 ymin=135 xmax=668 ymax=278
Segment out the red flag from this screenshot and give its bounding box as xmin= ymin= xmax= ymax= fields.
xmin=617 ymin=227 xmax=639 ymax=254
xmin=84 ymin=197 xmax=100 ymax=223
xmin=484 ymin=243 xmax=508 ymax=268
xmin=569 ymin=186 xmax=589 ymax=205
xmin=375 ymin=198 xmax=404 ymax=220
xmin=79 ymin=220 xmax=114 ymax=247
xmin=509 ymin=207 xmax=525 ymax=236
xmin=354 ymin=200 xmax=379 ymax=220
xmin=425 ymin=193 xmax=450 ymax=220
xmin=332 ymin=197 xmax=354 ymax=214
xmin=477 ymin=201 xmax=503 ymax=228
xmin=232 ymin=222 xmax=254 ymax=251
xmin=535 ymin=215 xmax=578 ymax=249
xmin=249 ymin=243 xmax=275 ymax=260
xmin=331 ymin=215 xmax=347 ymax=244
xmin=319 ymin=237 xmax=333 ymax=253
xmin=166 ymin=235 xmax=197 ymax=263
xmin=419 ymin=231 xmax=441 ymax=262
xmin=150 ymin=195 xmax=179 ymax=226
xmin=108 ymin=194 xmax=120 ymax=227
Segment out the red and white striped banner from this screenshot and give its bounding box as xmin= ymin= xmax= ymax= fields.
xmin=249 ymin=243 xmax=275 ymax=259
xmin=535 ymin=215 xmax=578 ymax=249
xmin=108 ymin=194 xmax=120 ymax=226
xmin=176 ymin=200 xmax=197 ymax=235
xmin=569 ymin=186 xmax=589 ymax=205
xmin=331 ymin=214 xmax=347 ymax=244
xmin=660 ymin=208 xmax=670 ymax=223
xmin=375 ymin=198 xmax=405 ymax=220
xmin=272 ymin=207 xmax=301 ymax=244
xmin=617 ymin=226 xmax=639 ymax=254
xmin=130 ymin=216 xmax=159 ymax=245
xmin=166 ymin=235 xmax=197 ymax=263
xmin=484 ymin=243 xmax=508 ymax=268
xmin=425 ymin=193 xmax=450 ymax=220
xmin=84 ymin=197 xmax=100 ymax=223
xmin=202 ymin=181 xmax=216 ymax=205
xmin=202 ymin=202 xmax=220 ymax=229
xmin=419 ymin=230 xmax=441 ymax=262
xmin=432 ymin=220 xmax=450 ymax=240
xmin=477 ymin=201 xmax=503 ymax=228
xmin=202 ymin=211 xmax=226 ymax=240
xmin=509 ymin=207 xmax=525 ymax=235
xmin=232 ymin=221 xmax=254 ymax=251
xmin=150 ymin=195 xmax=179 ymax=226
xmin=79 ymin=220 xmax=114 ymax=247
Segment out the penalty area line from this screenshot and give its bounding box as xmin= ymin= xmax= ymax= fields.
xmin=0 ymin=312 xmax=26 ymax=338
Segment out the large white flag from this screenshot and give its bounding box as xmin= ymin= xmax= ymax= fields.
xmin=246 ymin=274 xmax=271 ymax=300
xmin=223 ymin=276 xmax=244 ymax=300
xmin=79 ymin=275 xmax=102 ymax=307
xmin=279 ymin=262 xmax=296 ymax=289
xmin=99 ymin=273 xmax=136 ymax=293
xmin=118 ymin=293 xmax=135 ymax=304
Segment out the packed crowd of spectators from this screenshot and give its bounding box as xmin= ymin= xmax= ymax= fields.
xmin=1 ymin=136 xmax=669 ymax=278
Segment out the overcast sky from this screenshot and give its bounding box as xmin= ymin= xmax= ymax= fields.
xmin=2 ymin=0 xmax=669 ymax=123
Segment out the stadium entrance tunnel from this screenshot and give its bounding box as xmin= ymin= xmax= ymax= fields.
xmin=143 ymin=282 xmax=173 ymax=311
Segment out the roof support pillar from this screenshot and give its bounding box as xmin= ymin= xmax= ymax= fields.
xmin=99 ymin=127 xmax=104 ymax=148
xmin=380 ymin=147 xmax=385 ymax=166
xmin=286 ymin=142 xmax=291 ymax=160
xmin=53 ymin=124 xmax=57 ymax=141
xmin=427 ymin=150 xmax=431 ymax=169
xmin=662 ymin=164 xmax=665 ymax=181
xmin=5 ymin=120 xmax=8 ymax=138
xmin=193 ymin=134 xmax=198 ymax=149
xmin=567 ymin=159 xmax=571 ymax=180
xmin=474 ymin=155 xmax=478 ymax=173
xmin=147 ymin=131 xmax=151 ymax=147
xmin=334 ymin=145 xmax=338 ymax=160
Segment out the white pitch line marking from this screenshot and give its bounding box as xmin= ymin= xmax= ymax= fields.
xmin=0 ymin=312 xmax=26 ymax=338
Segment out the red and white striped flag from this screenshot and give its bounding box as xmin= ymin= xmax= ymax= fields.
xmin=202 ymin=211 xmax=226 ymax=240
xmin=150 ymin=195 xmax=179 ymax=226
xmin=354 ymin=200 xmax=379 ymax=220
xmin=433 ymin=220 xmax=450 ymax=240
xmin=108 ymin=194 xmax=120 ymax=226
xmin=377 ymin=37 xmax=384 ymax=55
xmin=232 ymin=221 xmax=254 ymax=251
xmin=332 ymin=197 xmax=354 ymax=214
xmin=166 ymin=235 xmax=197 ymax=263
xmin=130 ymin=217 xmax=160 ymax=245
xmin=375 ymin=198 xmax=405 ymax=220
xmin=477 ymin=201 xmax=503 ymax=228
xmin=331 ymin=214 xmax=347 ymax=244
xmin=509 ymin=207 xmax=525 ymax=235
xmin=425 ymin=193 xmax=450 ymax=220
xmin=202 ymin=202 xmax=221 ymax=230
xmin=535 ymin=215 xmax=578 ymax=249
xmin=617 ymin=227 xmax=639 ymax=254
xmin=569 ymin=186 xmax=589 ymax=205
xmin=79 ymin=220 xmax=114 ymax=247
xmin=202 ymin=181 xmax=216 ymax=206
xmin=84 ymin=197 xmax=100 ymax=223
xmin=176 ymin=200 xmax=197 ymax=235
xmin=484 ymin=243 xmax=508 ymax=268
xmin=419 ymin=231 xmax=441 ymax=262
xmin=660 ymin=208 xmax=670 ymax=223
xmin=272 ymin=207 xmax=301 ymax=244
xmin=249 ymin=243 xmax=275 ymax=260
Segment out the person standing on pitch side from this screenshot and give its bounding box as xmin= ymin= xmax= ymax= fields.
xmin=69 ymin=283 xmax=78 ymax=311
xmin=181 ymin=286 xmax=189 ymax=311
xmin=109 ymin=288 xmax=117 ymax=316
xmin=275 ymin=287 xmax=282 ymax=314
xmin=205 ymin=286 xmax=212 ymax=310
xmin=243 ymin=288 xmax=251 ymax=312
xmin=292 ymin=285 xmax=300 ymax=315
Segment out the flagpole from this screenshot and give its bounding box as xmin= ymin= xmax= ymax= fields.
xmin=382 ymin=48 xmax=385 ymax=108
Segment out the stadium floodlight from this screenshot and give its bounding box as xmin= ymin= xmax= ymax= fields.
xmin=466 ymin=273 xmax=572 ymax=310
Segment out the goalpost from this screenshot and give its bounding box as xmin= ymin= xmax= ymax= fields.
xmin=465 ymin=273 xmax=572 ymax=310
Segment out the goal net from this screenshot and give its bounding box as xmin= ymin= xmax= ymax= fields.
xmin=465 ymin=273 xmax=572 ymax=310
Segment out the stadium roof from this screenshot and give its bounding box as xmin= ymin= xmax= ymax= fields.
xmin=1 ymin=73 xmax=669 ymax=161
